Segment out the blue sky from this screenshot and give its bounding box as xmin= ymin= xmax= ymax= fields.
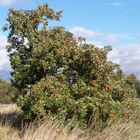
xmin=0 ymin=0 xmax=140 ymax=80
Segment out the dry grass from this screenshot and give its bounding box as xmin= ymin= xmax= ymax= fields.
xmin=0 ymin=104 xmax=140 ymax=140
xmin=0 ymin=104 xmax=19 ymax=114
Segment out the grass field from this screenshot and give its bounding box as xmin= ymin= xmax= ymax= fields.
xmin=0 ymin=104 xmax=140 ymax=140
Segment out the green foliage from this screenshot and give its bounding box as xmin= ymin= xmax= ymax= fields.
xmin=135 ymin=80 xmax=140 ymax=97
xmin=5 ymin=3 xmax=140 ymax=130
xmin=0 ymin=79 xmax=11 ymax=104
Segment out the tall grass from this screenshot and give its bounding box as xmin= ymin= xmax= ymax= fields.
xmin=0 ymin=104 xmax=140 ymax=140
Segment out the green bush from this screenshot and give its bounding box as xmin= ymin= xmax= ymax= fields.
xmin=0 ymin=79 xmax=11 ymax=104
xmin=135 ymin=80 xmax=140 ymax=97
xmin=4 ymin=3 xmax=140 ymax=130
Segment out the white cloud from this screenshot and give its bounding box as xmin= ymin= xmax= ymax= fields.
xmin=72 ymin=26 xmax=139 ymax=47
xmin=69 ymin=26 xmax=127 ymax=44
xmin=0 ymin=34 xmax=11 ymax=71
xmin=70 ymin=26 xmax=102 ymax=39
xmin=108 ymin=43 xmax=140 ymax=78
xmin=0 ymin=0 xmax=17 ymax=6
xmin=0 ymin=0 xmax=33 ymax=6
xmin=108 ymin=2 xmax=122 ymax=7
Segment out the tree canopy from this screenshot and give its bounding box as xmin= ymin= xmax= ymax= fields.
xmin=4 ymin=3 xmax=140 ymax=130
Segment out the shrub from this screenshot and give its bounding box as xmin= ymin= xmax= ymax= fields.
xmin=135 ymin=80 xmax=140 ymax=97
xmin=0 ymin=79 xmax=11 ymax=104
xmin=4 ymin=3 xmax=140 ymax=130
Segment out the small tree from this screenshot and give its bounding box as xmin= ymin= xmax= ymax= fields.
xmin=4 ymin=3 xmax=140 ymax=129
